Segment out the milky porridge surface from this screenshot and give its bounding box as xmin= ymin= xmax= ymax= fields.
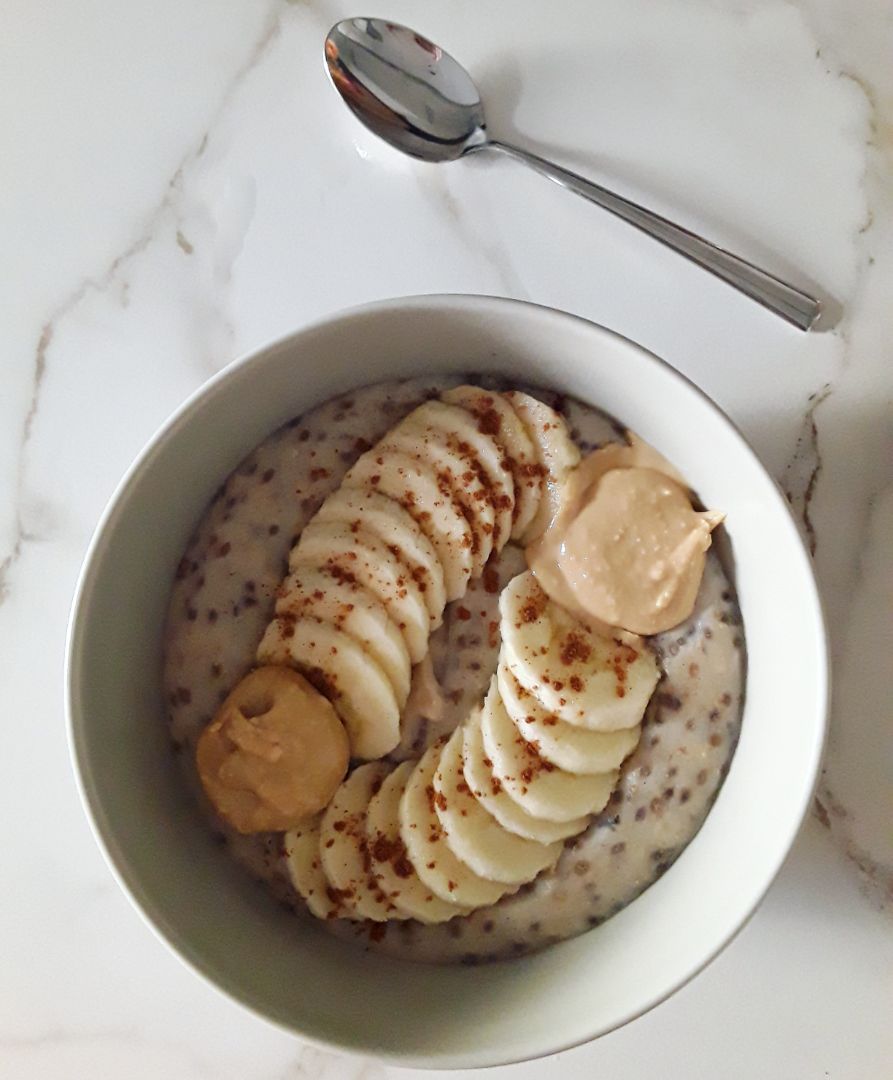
xmin=163 ymin=375 xmax=745 ymax=963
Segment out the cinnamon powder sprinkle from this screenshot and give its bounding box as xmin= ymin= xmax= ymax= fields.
xmin=560 ymin=633 xmax=592 ymax=665
xmin=521 ymin=603 xmax=540 ymax=624
xmin=482 ymin=566 xmax=500 ymax=594
xmin=476 ymin=408 xmax=502 ymax=436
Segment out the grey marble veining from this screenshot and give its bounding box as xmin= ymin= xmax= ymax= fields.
xmin=1 ymin=0 xmax=890 ymax=1076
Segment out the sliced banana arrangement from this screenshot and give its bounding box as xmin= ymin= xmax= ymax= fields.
xmin=285 ymin=569 xmax=657 ymax=922
xmin=257 ymin=386 xmax=566 ymax=761
xmin=197 ymin=385 xmax=664 ymax=926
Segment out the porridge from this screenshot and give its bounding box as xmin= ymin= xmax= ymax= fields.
xmin=163 ymin=376 xmax=744 ymax=963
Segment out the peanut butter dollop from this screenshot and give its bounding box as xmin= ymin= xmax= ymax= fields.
xmin=196 ymin=666 xmax=349 ymax=834
xmin=528 ymin=438 xmax=723 ymax=636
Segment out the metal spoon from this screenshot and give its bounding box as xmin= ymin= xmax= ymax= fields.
xmin=325 ymin=17 xmax=821 ymax=331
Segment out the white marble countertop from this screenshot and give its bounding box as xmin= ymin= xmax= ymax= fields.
xmin=2 ymin=1 xmax=891 ymax=1076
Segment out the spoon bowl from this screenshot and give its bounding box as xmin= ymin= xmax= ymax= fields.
xmin=325 ymin=18 xmax=486 ymax=162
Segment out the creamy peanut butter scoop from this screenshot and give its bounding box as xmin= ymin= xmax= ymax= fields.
xmin=196 ymin=666 xmax=350 ymax=834
xmin=529 ymin=439 xmax=723 ymax=636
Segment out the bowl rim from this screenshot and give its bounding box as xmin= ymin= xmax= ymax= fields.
xmin=65 ymin=293 xmax=830 ymax=1069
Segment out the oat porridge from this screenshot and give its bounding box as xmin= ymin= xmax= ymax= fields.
xmin=163 ymin=375 xmax=744 ymax=963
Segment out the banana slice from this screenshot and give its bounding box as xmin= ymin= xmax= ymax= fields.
xmin=257 ymin=615 xmax=400 ymax=760
xmin=503 ymin=391 xmax=581 ymax=543
xmin=366 ymin=761 xmax=469 ymax=924
xmin=401 ymin=400 xmax=515 ymax=551
xmin=319 ymin=762 xmax=397 ymax=922
xmin=345 ymin=448 xmax=474 ymax=601
xmin=399 ymin=743 xmax=515 ymax=908
xmin=283 ymin=816 xmax=340 ymax=920
xmin=479 ymin=679 xmax=618 ymax=823
xmin=384 ymin=424 xmax=495 ymax=577
xmin=462 ymin=710 xmax=587 ymax=842
xmin=433 ymin=725 xmax=562 ymax=884
xmin=441 ymin=386 xmax=542 ymax=541
xmin=497 ymin=662 xmax=641 ymax=774
xmin=500 ymin=571 xmax=660 ymax=730
xmin=290 ymin=520 xmax=431 ymax=663
xmin=315 ymin=488 xmax=446 ymax=624
xmin=275 ymin=564 xmax=411 ymax=705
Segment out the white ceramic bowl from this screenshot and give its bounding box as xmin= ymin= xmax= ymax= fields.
xmin=66 ymin=296 xmax=828 ymax=1069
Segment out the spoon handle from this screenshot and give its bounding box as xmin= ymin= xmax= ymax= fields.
xmin=484 ymin=140 xmax=820 ymax=331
